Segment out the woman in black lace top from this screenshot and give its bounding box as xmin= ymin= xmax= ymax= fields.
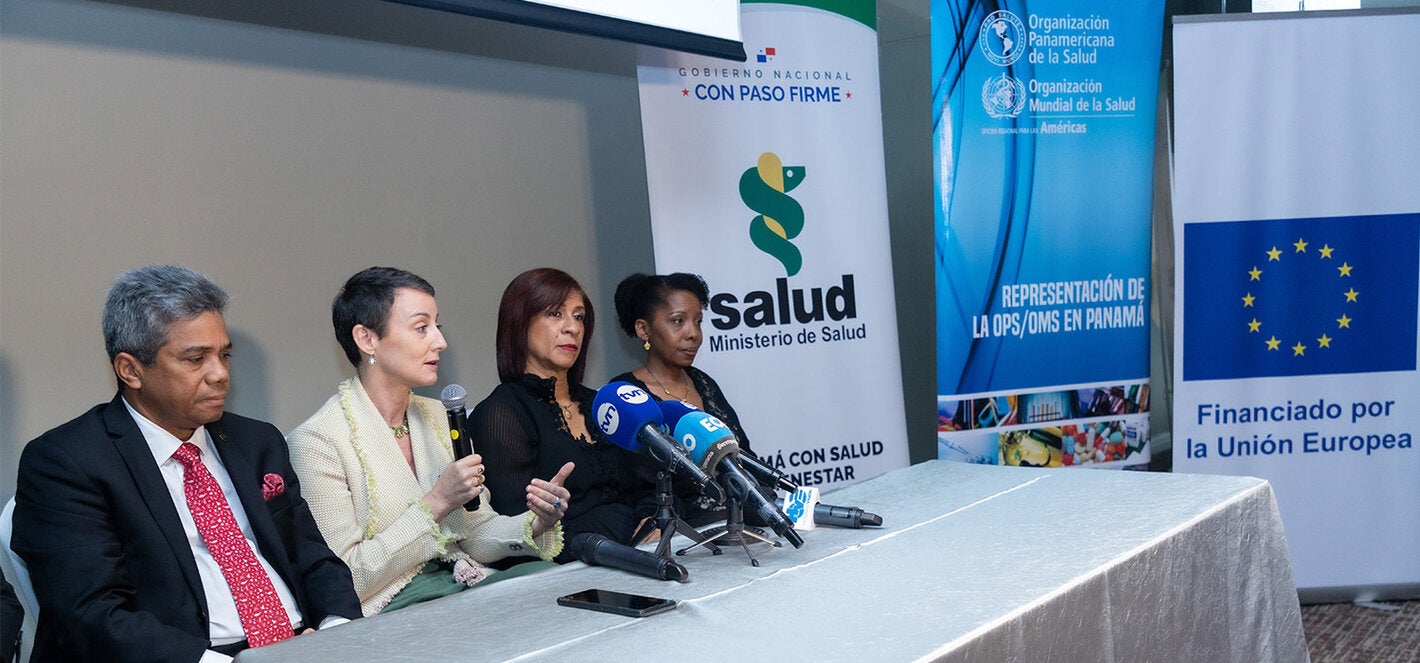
xmin=472 ymin=268 xmax=657 ymax=561
xmin=611 ymin=272 xmax=767 ymax=526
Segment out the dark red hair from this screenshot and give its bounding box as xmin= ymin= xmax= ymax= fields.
xmin=495 ymin=267 xmax=595 ymax=386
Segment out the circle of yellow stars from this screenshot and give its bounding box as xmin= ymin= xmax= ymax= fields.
xmin=1241 ymin=237 xmax=1356 ymax=356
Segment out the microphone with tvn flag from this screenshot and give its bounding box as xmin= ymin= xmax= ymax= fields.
xmin=674 ymin=411 xmax=804 ymax=565
xmin=570 ymin=533 xmax=688 ymax=582
xmin=439 ymin=384 xmax=480 ymax=511
xmin=592 ymin=382 xmax=721 ymax=560
xmin=659 ymin=400 xmax=883 ymax=530
xmin=591 ymin=382 xmax=718 ymax=496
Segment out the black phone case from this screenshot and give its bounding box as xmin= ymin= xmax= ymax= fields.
xmin=557 ymin=590 xmax=678 ymax=618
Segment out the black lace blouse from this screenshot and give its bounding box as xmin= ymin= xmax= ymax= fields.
xmin=470 ymin=374 xmax=658 ymax=562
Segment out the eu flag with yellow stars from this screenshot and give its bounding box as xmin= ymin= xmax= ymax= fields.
xmin=1183 ymin=212 xmax=1419 ymax=381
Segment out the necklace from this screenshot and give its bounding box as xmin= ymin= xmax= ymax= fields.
xmin=648 ymin=369 xmax=690 ymax=401
xmin=558 ymin=401 xmax=577 ymax=420
xmin=389 ymin=413 xmax=409 ymax=438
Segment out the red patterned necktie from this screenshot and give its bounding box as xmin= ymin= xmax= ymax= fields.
xmin=171 ymin=442 xmax=293 ymax=648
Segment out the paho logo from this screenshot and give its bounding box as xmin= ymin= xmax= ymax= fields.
xmin=979 ymin=10 xmax=1026 ymax=66
xmin=740 ymin=152 xmax=807 ymax=276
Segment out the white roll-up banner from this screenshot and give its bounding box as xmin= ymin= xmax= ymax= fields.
xmin=635 ymin=0 xmax=908 ymax=490
xmin=1172 ymin=9 xmax=1420 ymax=599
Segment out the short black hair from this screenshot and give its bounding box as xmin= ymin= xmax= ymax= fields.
xmin=332 ymin=267 xmax=436 ymax=366
xmin=612 ymin=272 xmax=709 ymax=338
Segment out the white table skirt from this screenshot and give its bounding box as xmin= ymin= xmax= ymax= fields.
xmin=239 ymin=460 xmax=1308 ymax=662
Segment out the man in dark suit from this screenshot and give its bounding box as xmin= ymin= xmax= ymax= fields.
xmin=13 ymin=265 xmax=361 ymax=662
xmin=1 ymin=571 xmax=20 ymax=662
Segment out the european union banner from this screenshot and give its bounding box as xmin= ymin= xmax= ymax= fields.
xmin=1183 ymin=213 xmax=1420 ymax=381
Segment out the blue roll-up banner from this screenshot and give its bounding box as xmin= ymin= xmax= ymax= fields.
xmin=932 ymin=2 xmax=1164 ymax=468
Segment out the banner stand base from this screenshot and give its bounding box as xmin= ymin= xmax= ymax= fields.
xmin=1298 ymin=582 xmax=1420 ymax=605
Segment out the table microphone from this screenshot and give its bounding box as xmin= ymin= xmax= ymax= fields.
xmin=657 ymin=399 xmax=699 ymax=430
xmin=813 ymin=504 xmax=883 ymax=528
xmin=440 ymin=383 xmax=480 ymax=511
xmin=738 ymin=451 xmax=800 ymax=493
xmin=663 ymin=398 xmax=882 ymax=530
xmin=674 ymin=412 xmax=804 ymax=548
xmin=592 ymin=382 xmax=717 ymax=495
xmin=571 ymin=533 xmax=689 ymax=582
xmin=740 ymin=449 xmax=883 ymax=528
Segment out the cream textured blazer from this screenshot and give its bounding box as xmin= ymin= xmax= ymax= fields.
xmin=288 ymin=377 xmax=561 ymax=615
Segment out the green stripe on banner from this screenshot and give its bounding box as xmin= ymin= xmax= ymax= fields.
xmin=742 ymin=0 xmax=876 ymax=30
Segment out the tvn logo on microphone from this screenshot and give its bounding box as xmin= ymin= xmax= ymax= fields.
xmin=597 ymin=384 xmax=650 ymax=436
xmin=595 ymin=402 xmax=620 ymax=436
xmin=616 ymin=384 xmax=650 ymax=404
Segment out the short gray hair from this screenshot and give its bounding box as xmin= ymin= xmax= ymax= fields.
xmin=103 ymin=265 xmax=229 ymax=364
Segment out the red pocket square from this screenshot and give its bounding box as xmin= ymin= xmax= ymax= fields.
xmin=262 ymin=473 xmax=285 ymax=500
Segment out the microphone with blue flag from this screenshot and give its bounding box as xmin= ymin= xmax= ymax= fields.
xmin=592 ymin=382 xmax=716 ymax=494
xmin=674 ymin=411 xmax=803 ymax=548
xmin=661 ymin=399 xmax=883 ymax=530
xmin=657 ymin=399 xmax=700 ymax=432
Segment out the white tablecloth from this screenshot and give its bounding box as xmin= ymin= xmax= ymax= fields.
xmin=239 ymin=460 xmax=1308 ymax=662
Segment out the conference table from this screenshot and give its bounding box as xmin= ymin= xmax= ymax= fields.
xmin=240 ymin=460 xmax=1308 ymax=662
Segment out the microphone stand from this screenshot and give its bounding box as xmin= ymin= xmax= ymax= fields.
xmin=678 ymin=494 xmax=779 ymax=567
xmin=632 ymin=471 xmax=719 ymax=559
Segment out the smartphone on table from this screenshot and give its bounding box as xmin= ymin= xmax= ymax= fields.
xmin=556 ymin=589 xmax=677 ymax=618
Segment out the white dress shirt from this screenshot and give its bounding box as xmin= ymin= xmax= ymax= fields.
xmin=122 ymin=399 xmax=303 ymax=657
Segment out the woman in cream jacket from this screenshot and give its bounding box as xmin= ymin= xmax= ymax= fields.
xmin=288 ymin=267 xmax=572 ymax=615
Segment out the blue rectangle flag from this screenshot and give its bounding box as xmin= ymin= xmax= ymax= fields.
xmin=1182 ymin=213 xmax=1419 ymax=381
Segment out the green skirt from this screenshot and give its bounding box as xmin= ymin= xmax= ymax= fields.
xmin=382 ymin=559 xmax=558 ymax=613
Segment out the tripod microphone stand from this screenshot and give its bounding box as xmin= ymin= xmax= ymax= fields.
xmin=632 ymin=471 xmax=719 ymax=559
xmin=677 ymin=494 xmax=779 ymax=567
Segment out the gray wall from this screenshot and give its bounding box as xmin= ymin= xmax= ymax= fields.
xmin=0 ymin=0 xmax=938 ymax=500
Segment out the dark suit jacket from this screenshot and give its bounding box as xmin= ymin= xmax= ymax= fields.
xmin=13 ymin=395 xmax=362 ymax=663
xmin=1 ymin=570 xmax=20 ymax=662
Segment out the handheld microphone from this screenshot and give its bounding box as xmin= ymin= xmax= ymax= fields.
xmin=592 ymin=382 xmax=716 ymax=495
xmin=570 ymin=533 xmax=688 ymax=582
xmin=440 ymin=384 xmax=480 ymax=511
xmin=674 ymin=412 xmax=804 ymax=548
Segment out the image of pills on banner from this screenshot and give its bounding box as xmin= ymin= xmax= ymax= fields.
xmin=1060 ymin=420 xmax=1140 ymax=466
